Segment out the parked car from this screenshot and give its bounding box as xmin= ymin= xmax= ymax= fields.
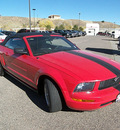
xmin=97 ymin=32 xmax=106 ymax=36
xmin=78 ymin=31 xmax=83 ymax=36
xmin=54 ymin=30 xmax=70 ymax=38
xmin=66 ymin=30 xmax=76 ymax=37
xmin=105 ymin=32 xmax=112 ymax=37
xmin=73 ymin=30 xmax=82 ymax=37
xmin=1 ymin=32 xmax=120 ymax=112
xmin=17 ymin=29 xmax=39 ymax=33
xmin=62 ymin=30 xmax=72 ymax=38
xmin=82 ymin=31 xmax=86 ymax=36
xmin=0 ymin=32 xmax=7 ymax=43
xmin=39 ymin=31 xmax=49 ymax=33
xmin=48 ymin=31 xmax=55 ymax=33
xmin=1 ymin=30 xmax=16 ymax=36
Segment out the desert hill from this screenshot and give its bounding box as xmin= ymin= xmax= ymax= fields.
xmin=0 ymin=16 xmax=119 ymax=31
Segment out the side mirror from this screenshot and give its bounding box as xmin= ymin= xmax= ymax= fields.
xmin=14 ymin=48 xmax=28 ymax=55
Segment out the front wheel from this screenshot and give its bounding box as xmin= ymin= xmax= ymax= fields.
xmin=44 ymin=79 xmax=62 ymax=112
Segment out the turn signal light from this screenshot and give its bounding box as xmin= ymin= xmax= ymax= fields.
xmin=72 ymin=98 xmax=95 ymax=102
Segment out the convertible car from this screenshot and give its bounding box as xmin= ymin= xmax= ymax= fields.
xmin=0 ymin=33 xmax=120 ymax=112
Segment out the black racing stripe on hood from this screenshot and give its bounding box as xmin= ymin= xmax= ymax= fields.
xmin=114 ymin=84 xmax=120 ymax=91
xmin=68 ymin=51 xmax=120 ymax=76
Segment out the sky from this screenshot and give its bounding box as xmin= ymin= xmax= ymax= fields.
xmin=1 ymin=0 xmax=120 ymax=25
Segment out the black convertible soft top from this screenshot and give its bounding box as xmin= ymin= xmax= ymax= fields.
xmin=11 ymin=32 xmax=60 ymax=38
xmin=2 ymin=32 xmax=61 ymax=45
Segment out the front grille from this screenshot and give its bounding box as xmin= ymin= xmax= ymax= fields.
xmin=99 ymin=76 xmax=120 ymax=90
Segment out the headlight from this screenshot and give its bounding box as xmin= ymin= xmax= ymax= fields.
xmin=74 ymin=82 xmax=95 ymax=92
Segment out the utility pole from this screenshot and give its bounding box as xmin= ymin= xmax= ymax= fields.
xmin=29 ymin=0 xmax=31 ymax=32
xmin=79 ymin=13 xmax=80 ymax=28
xmin=33 ymin=9 xmax=36 ymax=30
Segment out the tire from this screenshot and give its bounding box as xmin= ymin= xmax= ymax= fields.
xmin=44 ymin=78 xmax=62 ymax=112
xmin=0 ymin=62 xmax=4 ymax=76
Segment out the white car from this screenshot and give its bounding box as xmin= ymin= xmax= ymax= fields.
xmin=0 ymin=32 xmax=7 ymax=43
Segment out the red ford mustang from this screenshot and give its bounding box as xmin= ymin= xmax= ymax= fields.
xmin=0 ymin=33 xmax=120 ymax=112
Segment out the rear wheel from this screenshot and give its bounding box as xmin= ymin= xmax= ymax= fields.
xmin=44 ymin=78 xmax=62 ymax=112
xmin=0 ymin=62 xmax=4 ymax=76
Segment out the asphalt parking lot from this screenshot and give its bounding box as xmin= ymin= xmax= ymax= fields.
xmin=1 ymin=36 xmax=120 ymax=130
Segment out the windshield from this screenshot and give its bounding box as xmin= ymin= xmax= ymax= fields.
xmin=27 ymin=36 xmax=79 ymax=56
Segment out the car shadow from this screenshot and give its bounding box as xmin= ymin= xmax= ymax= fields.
xmin=4 ymin=74 xmax=49 ymax=112
xmin=4 ymin=74 xmax=82 ymax=113
xmin=86 ymin=47 xmax=120 ymax=55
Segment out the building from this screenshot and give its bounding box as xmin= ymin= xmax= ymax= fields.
xmin=48 ymin=15 xmax=61 ymax=19
xmin=86 ymin=23 xmax=99 ymax=36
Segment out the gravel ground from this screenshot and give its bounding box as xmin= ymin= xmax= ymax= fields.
xmin=0 ymin=36 xmax=120 ymax=130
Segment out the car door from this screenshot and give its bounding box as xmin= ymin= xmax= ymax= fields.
xmin=3 ymin=38 xmax=29 ymax=82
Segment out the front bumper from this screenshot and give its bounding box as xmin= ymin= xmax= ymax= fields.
xmin=65 ymin=87 xmax=119 ymax=111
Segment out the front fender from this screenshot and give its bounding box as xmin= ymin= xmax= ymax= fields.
xmin=35 ymin=66 xmax=78 ymax=103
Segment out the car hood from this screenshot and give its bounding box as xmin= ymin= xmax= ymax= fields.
xmin=39 ymin=50 xmax=120 ymax=81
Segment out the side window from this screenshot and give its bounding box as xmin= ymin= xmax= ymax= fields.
xmin=4 ymin=39 xmax=13 ymax=49
xmin=4 ymin=38 xmax=27 ymax=50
